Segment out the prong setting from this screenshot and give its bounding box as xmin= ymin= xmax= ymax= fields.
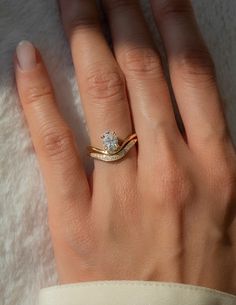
xmin=101 ymin=131 xmax=120 ymax=154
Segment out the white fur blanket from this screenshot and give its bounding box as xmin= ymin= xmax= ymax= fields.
xmin=0 ymin=1 xmax=236 ymax=304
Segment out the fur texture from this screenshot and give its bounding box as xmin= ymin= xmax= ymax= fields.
xmin=0 ymin=1 xmax=235 ymax=304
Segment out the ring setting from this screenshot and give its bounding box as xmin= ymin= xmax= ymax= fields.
xmin=101 ymin=131 xmax=120 ymax=154
xmin=87 ymin=131 xmax=138 ymax=162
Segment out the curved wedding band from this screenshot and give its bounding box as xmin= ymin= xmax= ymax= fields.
xmin=87 ymin=131 xmax=138 ymax=162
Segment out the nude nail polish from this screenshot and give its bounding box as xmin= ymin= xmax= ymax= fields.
xmin=16 ymin=40 xmax=36 ymax=71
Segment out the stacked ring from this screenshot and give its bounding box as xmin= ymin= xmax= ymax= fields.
xmin=87 ymin=131 xmax=138 ymax=162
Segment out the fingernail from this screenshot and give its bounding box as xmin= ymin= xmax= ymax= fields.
xmin=16 ymin=40 xmax=37 ymax=71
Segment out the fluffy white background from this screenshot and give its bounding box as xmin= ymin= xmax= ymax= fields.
xmin=0 ymin=1 xmax=235 ymax=305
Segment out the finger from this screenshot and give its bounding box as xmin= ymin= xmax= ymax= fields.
xmin=102 ymin=0 xmax=183 ymax=156
xmin=59 ymin=0 xmax=136 ymax=167
xmin=150 ymin=0 xmax=229 ymax=149
xmin=15 ymin=41 xmax=90 ymax=226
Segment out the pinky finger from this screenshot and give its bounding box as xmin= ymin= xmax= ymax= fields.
xmin=15 ymin=41 xmax=91 ymax=228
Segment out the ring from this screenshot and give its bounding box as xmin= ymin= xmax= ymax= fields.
xmin=87 ymin=131 xmax=138 ymax=162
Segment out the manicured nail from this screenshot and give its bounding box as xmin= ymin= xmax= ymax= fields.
xmin=16 ymin=40 xmax=37 ymax=71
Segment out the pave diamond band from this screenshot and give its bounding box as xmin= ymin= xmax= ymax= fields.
xmin=89 ymin=138 xmax=138 ymax=162
xmin=87 ymin=132 xmax=138 ymax=162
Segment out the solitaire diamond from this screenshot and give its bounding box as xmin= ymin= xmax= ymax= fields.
xmin=101 ymin=131 xmax=119 ymax=153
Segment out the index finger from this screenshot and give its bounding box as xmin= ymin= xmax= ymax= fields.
xmin=15 ymin=41 xmax=91 ymax=228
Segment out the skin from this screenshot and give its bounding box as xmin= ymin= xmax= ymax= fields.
xmin=15 ymin=0 xmax=236 ymax=294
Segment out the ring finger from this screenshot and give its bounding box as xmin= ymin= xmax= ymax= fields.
xmin=59 ymin=0 xmax=136 ymax=170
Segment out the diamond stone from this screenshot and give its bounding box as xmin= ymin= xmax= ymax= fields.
xmin=101 ymin=131 xmax=119 ymax=153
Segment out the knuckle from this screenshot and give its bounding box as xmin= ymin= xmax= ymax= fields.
xmin=199 ymin=125 xmax=229 ymax=146
xmin=49 ymin=211 xmax=95 ymax=257
xmin=158 ymin=1 xmax=192 ymax=20
xmin=86 ymin=66 xmax=125 ymax=101
xmin=213 ymin=164 xmax=236 ymax=204
xmin=205 ymin=145 xmax=236 ymax=211
xmin=174 ymin=48 xmax=216 ymax=86
xmin=105 ymin=0 xmax=137 ymax=11
xmin=64 ymin=1 xmax=99 ymax=34
xmin=159 ymin=164 xmax=194 ymax=208
xmin=40 ymin=127 xmax=75 ymax=160
xmin=123 ymin=47 xmax=164 ymax=79
xmin=70 ymin=16 xmax=99 ymax=32
xmin=64 ymin=217 xmax=95 ymax=257
xmin=24 ymin=84 xmax=53 ymax=105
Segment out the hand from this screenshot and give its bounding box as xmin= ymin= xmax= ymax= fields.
xmin=15 ymin=0 xmax=236 ymax=294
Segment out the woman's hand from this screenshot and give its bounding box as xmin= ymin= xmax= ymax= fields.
xmin=15 ymin=0 xmax=236 ymax=295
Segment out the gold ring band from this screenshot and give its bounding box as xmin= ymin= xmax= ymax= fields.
xmin=87 ymin=131 xmax=138 ymax=162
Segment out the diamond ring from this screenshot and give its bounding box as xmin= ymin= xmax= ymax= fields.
xmin=87 ymin=131 xmax=138 ymax=162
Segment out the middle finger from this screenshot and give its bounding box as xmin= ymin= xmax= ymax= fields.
xmin=102 ymin=0 xmax=183 ymax=158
